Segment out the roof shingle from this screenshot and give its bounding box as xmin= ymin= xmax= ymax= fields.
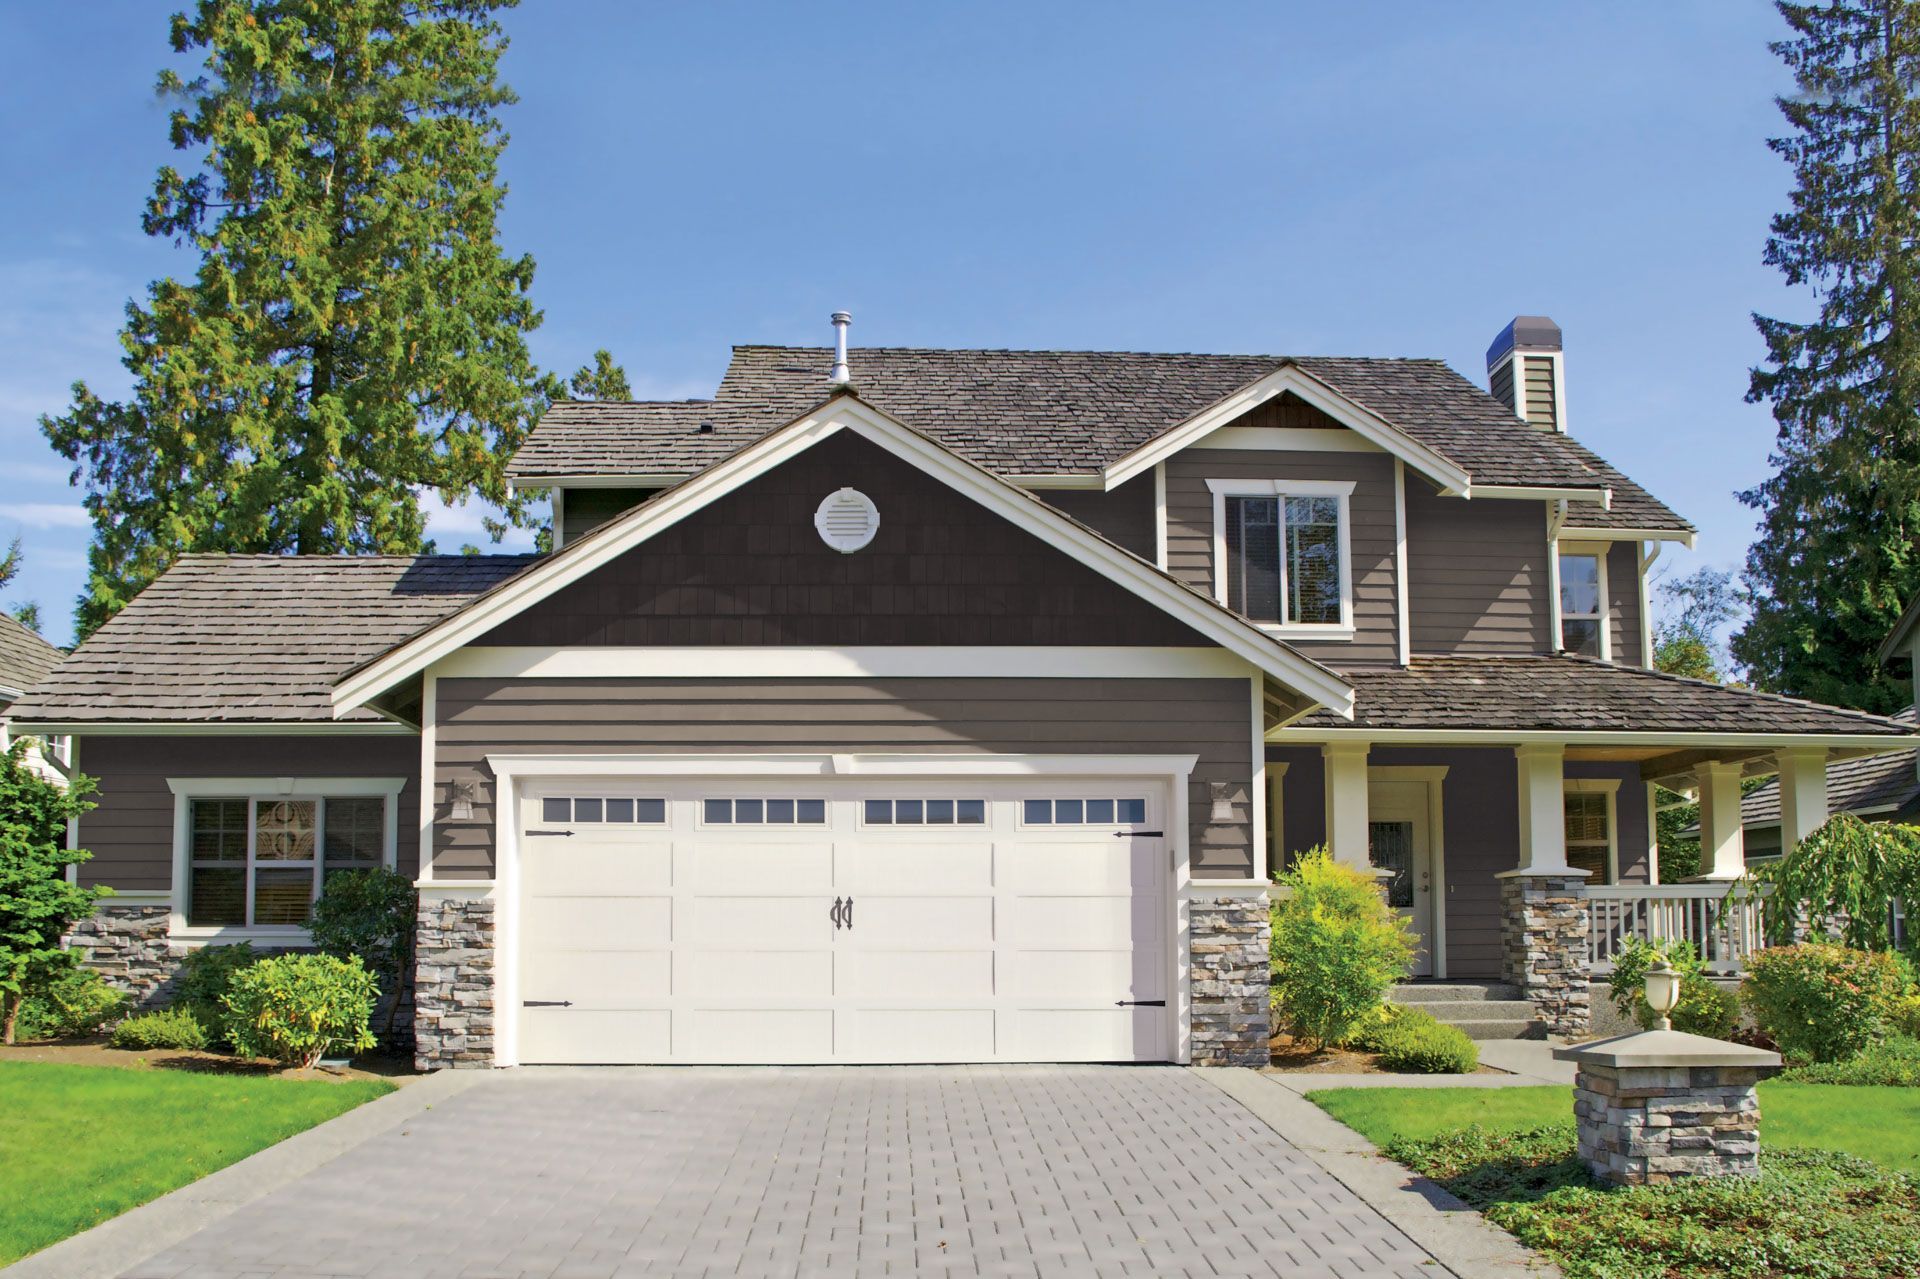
xmin=0 ymin=614 xmax=62 ymax=699
xmin=1738 ymin=708 xmax=1920 ymax=825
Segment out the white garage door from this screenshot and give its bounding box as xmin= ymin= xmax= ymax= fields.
xmin=514 ymin=777 xmax=1171 ymax=1064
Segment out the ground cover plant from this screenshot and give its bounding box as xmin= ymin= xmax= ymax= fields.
xmin=0 ymin=1061 xmax=389 ymax=1264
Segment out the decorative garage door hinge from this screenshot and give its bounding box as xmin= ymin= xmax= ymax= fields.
xmin=1115 ymin=999 xmax=1166 ymax=1007
xmin=523 ymin=1000 xmax=573 ymax=1007
xmin=527 ymin=830 xmax=574 ymax=837
xmin=1114 ymin=830 xmax=1164 ymax=838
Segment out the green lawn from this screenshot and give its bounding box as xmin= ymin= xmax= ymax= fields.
xmin=1309 ymin=1082 xmax=1920 ymax=1172
xmin=0 ymin=1062 xmax=392 ymax=1264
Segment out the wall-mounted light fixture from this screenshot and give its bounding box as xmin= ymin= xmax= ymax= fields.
xmin=447 ymin=779 xmax=475 ymax=822
xmin=1209 ymin=780 xmax=1237 ymax=824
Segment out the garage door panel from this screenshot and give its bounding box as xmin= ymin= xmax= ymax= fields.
xmin=683 ymin=895 xmax=835 ymax=946
xmin=680 ymin=950 xmax=833 ymax=999
xmin=521 ymin=1009 xmax=671 ymax=1064
xmin=680 ymin=841 xmax=834 ymax=893
xmin=691 ymin=1008 xmax=832 ymax=1062
xmin=524 ymin=949 xmax=671 ymax=1002
xmin=525 ymin=841 xmax=672 ymax=895
xmin=1003 ymin=842 xmax=1154 ymax=893
xmin=1005 ymin=948 xmax=1157 ymax=999
xmin=838 ymin=842 xmax=992 ymax=893
xmin=1004 ymin=895 xmax=1160 ymax=948
xmin=845 ymin=1009 xmax=994 ymax=1062
xmin=843 ymin=895 xmax=992 ymax=946
xmin=525 ymin=895 xmax=672 ymax=948
xmin=838 ymin=949 xmax=994 ymax=998
xmin=1001 ymin=1007 xmax=1163 ymax=1062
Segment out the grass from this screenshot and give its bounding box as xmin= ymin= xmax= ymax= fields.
xmin=1310 ymin=1082 xmax=1920 ymax=1172
xmin=0 ymin=1061 xmax=392 ymax=1264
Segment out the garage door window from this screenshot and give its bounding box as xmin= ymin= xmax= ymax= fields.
xmin=702 ymin=798 xmax=827 ymax=825
xmin=540 ymin=796 xmax=667 ymax=824
xmin=1022 ymin=798 xmax=1148 ymax=825
xmin=862 ymin=798 xmax=987 ymax=826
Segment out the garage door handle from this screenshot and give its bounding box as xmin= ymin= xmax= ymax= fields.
xmin=844 ymin=896 xmax=854 ymax=929
xmin=830 ymin=897 xmax=845 ymax=929
xmin=1116 ymin=999 xmax=1166 ymax=1007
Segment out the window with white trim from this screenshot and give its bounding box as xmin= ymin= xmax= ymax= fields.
xmin=187 ymin=793 xmax=392 ymax=928
xmin=1563 ymin=779 xmax=1620 ymax=884
xmin=1209 ymin=478 xmax=1353 ymax=631
xmin=1557 ymin=544 xmax=1607 ymax=659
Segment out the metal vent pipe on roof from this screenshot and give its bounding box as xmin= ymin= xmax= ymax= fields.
xmin=829 ymin=311 xmax=852 ymax=385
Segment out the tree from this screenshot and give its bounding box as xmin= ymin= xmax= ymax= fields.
xmin=0 ymin=538 xmax=41 ymax=636
xmin=1653 ymin=567 xmax=1743 ymax=683
xmin=1748 ymin=812 xmax=1920 ymax=949
xmin=1734 ymin=0 xmax=1920 ymax=713
xmin=567 ymin=350 xmax=632 ymax=401
xmin=0 ymin=742 xmax=100 ymax=1044
xmin=41 ymin=0 xmax=561 ymax=639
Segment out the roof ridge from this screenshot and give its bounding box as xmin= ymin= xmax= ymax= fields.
xmin=727 ymin=343 xmax=1452 ymax=363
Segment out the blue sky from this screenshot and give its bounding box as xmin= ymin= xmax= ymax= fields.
xmin=0 ymin=2 xmax=1797 ymax=647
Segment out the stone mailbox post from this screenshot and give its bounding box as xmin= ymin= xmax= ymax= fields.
xmin=1554 ymin=1031 xmax=1783 ymax=1186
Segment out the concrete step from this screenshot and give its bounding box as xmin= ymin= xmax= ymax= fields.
xmin=1395 ymin=998 xmax=1534 ymax=1024
xmin=1389 ymin=982 xmax=1521 ymax=1003
xmin=1447 ymin=1018 xmax=1547 ymax=1041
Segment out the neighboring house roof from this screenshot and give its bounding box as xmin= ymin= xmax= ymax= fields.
xmin=0 ymin=613 xmax=63 ymax=702
xmin=6 ymin=555 xmax=537 ymax=724
xmin=335 ymin=393 xmax=1358 ymax=719
xmin=1290 ymin=655 xmax=1915 ymax=740
xmin=1877 ymin=595 xmax=1920 ymax=666
xmin=1738 ymin=707 xmax=1920 ymax=828
xmin=506 ymin=347 xmax=1690 ymax=534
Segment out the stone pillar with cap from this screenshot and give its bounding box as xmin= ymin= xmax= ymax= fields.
xmin=1555 ymin=1031 xmax=1783 ymax=1185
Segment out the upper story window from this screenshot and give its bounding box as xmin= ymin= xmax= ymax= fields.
xmin=1557 ymin=543 xmax=1608 ymax=659
xmin=1208 ymin=478 xmax=1354 ymax=635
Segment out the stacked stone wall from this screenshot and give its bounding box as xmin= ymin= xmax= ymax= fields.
xmin=413 ymin=895 xmax=495 ymax=1069
xmin=1190 ymin=894 xmax=1270 ymax=1066
xmin=1499 ymin=872 xmax=1591 ymax=1038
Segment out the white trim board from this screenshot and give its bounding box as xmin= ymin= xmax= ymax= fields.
xmin=1558 ymin=525 xmax=1697 ymax=549
xmin=1272 ymin=728 xmax=1919 ymax=750
xmin=10 ymin=721 xmax=414 ymax=737
xmin=432 ymin=646 xmax=1261 ymax=681
xmin=334 ymin=394 xmax=1357 ymax=720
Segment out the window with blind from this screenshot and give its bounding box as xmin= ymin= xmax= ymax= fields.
xmin=1564 ymin=785 xmax=1616 ymax=884
xmin=1215 ymin=481 xmax=1351 ymax=629
xmin=187 ymin=793 xmax=392 ymax=928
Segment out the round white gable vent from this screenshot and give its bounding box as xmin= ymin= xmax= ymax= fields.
xmin=814 ymin=487 xmax=880 ymax=553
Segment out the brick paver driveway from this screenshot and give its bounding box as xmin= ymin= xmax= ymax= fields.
xmin=124 ymin=1066 xmax=1444 ymax=1279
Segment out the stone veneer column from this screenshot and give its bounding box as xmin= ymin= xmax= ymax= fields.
xmin=64 ymin=904 xmax=178 ymax=1008
xmin=413 ymin=893 xmax=495 ymax=1070
xmin=1498 ymin=870 xmax=1592 ymax=1038
xmin=1189 ymin=892 xmax=1270 ymax=1066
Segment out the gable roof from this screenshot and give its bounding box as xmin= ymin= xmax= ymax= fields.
xmin=505 ymin=346 xmax=1691 ymax=534
xmin=339 ymin=394 xmax=1358 ymax=718
xmin=0 ymin=614 xmax=62 ymax=701
xmin=1738 ymin=708 xmax=1919 ymax=828
xmin=6 ymin=555 xmax=537 ymax=725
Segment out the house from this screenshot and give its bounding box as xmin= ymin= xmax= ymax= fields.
xmin=1732 ymin=709 xmax=1917 ymax=862
xmin=10 ymin=314 xmax=1914 ymax=1068
xmin=0 ymin=612 xmax=67 ymax=779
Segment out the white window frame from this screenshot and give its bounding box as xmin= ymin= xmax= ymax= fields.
xmin=1563 ymin=777 xmax=1621 ymax=885
xmin=1206 ymin=477 xmax=1356 ymax=639
xmin=1554 ymin=540 xmax=1611 ymax=661
xmin=168 ymin=777 xmax=405 ymax=942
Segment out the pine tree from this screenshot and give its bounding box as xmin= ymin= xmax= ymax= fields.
xmin=568 ymin=350 xmax=632 ymax=401
xmin=1735 ymin=0 xmax=1920 ymax=712
xmin=0 ymin=538 xmax=41 ymax=635
xmin=41 ymin=0 xmax=561 ymax=638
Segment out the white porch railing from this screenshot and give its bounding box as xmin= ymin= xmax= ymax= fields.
xmin=1586 ymin=884 xmax=1767 ymax=975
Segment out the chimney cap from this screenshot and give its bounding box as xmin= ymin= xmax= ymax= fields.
xmin=1487 ymin=315 xmax=1563 ymax=367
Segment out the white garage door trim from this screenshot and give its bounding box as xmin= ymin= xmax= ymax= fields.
xmin=487 ymin=752 xmax=1199 ymax=1067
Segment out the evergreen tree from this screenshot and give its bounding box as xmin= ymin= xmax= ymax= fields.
xmin=0 ymin=538 xmax=41 ymax=635
xmin=1735 ymin=0 xmax=1920 ymax=712
xmin=568 ymin=350 xmax=632 ymax=401
xmin=41 ymin=0 xmax=559 ymax=638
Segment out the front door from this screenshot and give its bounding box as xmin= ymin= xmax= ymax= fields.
xmin=1368 ymin=781 xmax=1435 ymax=977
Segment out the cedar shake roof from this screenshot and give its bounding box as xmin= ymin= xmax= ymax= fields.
xmin=1294 ymin=655 xmax=1916 ymax=737
xmin=1738 ymin=708 xmax=1920 ymax=826
xmin=0 ymin=614 xmax=62 ymax=700
xmin=7 ymin=554 xmax=537 ymax=724
xmin=505 ymin=346 xmax=1689 ymax=533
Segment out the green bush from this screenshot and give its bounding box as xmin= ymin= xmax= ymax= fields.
xmin=1780 ymin=1035 xmax=1920 ymax=1086
xmin=173 ymin=943 xmax=260 ymax=1046
xmin=107 ymin=1007 xmax=212 ymax=1052
xmin=1268 ymin=850 xmax=1415 ymax=1049
xmin=1668 ymin=977 xmax=1740 ymax=1038
xmin=1341 ymin=1002 xmax=1412 ymax=1052
xmin=222 ymin=953 xmax=378 ymax=1068
xmin=12 ymin=964 xmax=127 ymax=1040
xmin=0 ymin=739 xmax=102 ymax=1043
xmin=1892 ymin=993 xmax=1920 ymax=1041
xmin=310 ymin=868 xmax=416 ymax=1037
xmin=1742 ymin=943 xmax=1909 ymax=1063
xmin=1374 ymin=1015 xmax=1479 ymax=1074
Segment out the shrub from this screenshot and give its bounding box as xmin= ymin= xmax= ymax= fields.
xmin=1668 ymin=977 xmax=1740 ymax=1039
xmin=310 ymin=868 xmax=416 ymax=1035
xmin=1749 ymin=813 xmax=1920 ymax=950
xmin=1780 ymin=1035 xmax=1920 ymax=1086
xmin=108 ymin=1007 xmax=211 ymax=1052
xmin=174 ymin=943 xmax=260 ymax=1046
xmin=1268 ymin=850 xmax=1415 ymax=1049
xmin=1371 ymin=1010 xmax=1480 ymax=1074
xmin=1893 ymin=994 xmax=1920 ymax=1041
xmin=0 ymin=740 xmax=102 ymax=1043
xmin=223 ymin=953 xmax=378 ymax=1069
xmin=1742 ymin=943 xmax=1908 ymax=1063
xmin=12 ymin=964 xmax=127 ymax=1040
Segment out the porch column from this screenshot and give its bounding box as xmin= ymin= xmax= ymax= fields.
xmin=1321 ymin=741 xmax=1371 ymax=868
xmin=1514 ymin=743 xmax=1569 ymax=872
xmin=1692 ymin=760 xmax=1747 ymax=881
xmin=1775 ymin=748 xmax=1829 ymax=854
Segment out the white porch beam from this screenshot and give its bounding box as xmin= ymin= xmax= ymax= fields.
xmin=1693 ymin=760 xmax=1748 ymax=881
xmin=1322 ymin=742 xmax=1371 ymax=868
xmin=1514 ymin=743 xmax=1569 ymax=872
xmin=1775 ymin=748 xmax=1829 ymax=853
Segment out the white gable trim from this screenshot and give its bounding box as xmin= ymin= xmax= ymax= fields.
xmin=333 ymin=395 xmax=1356 ymax=719
xmin=1103 ymin=363 xmax=1474 ymax=495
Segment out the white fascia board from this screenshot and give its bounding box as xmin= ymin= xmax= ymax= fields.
xmin=486 ymin=752 xmax=1201 ymax=779
xmin=337 ymin=394 xmax=1356 ymax=720
xmin=1270 ymin=727 xmax=1920 ymax=751
xmin=1103 ymin=364 xmax=1472 ymax=495
xmin=1005 ymin=474 xmax=1107 ymax=489
xmin=506 ymin=473 xmax=689 ymax=489
xmin=434 ymin=646 xmax=1256 ymax=681
xmin=1467 ymin=485 xmax=1612 ymax=509
xmin=10 ymin=720 xmax=414 ymax=737
xmin=1558 ymin=525 xmax=1698 ymax=549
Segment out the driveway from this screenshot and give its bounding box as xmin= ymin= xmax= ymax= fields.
xmin=120 ymin=1066 xmax=1446 ymax=1279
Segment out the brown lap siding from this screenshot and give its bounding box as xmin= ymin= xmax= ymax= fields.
xmin=72 ymin=735 xmax=423 ymax=892
xmin=432 ymin=676 xmax=1256 ymax=879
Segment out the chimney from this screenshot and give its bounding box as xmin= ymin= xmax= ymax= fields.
xmin=1486 ymin=315 xmax=1566 ymax=432
xmin=828 ymin=311 xmax=852 ymax=386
